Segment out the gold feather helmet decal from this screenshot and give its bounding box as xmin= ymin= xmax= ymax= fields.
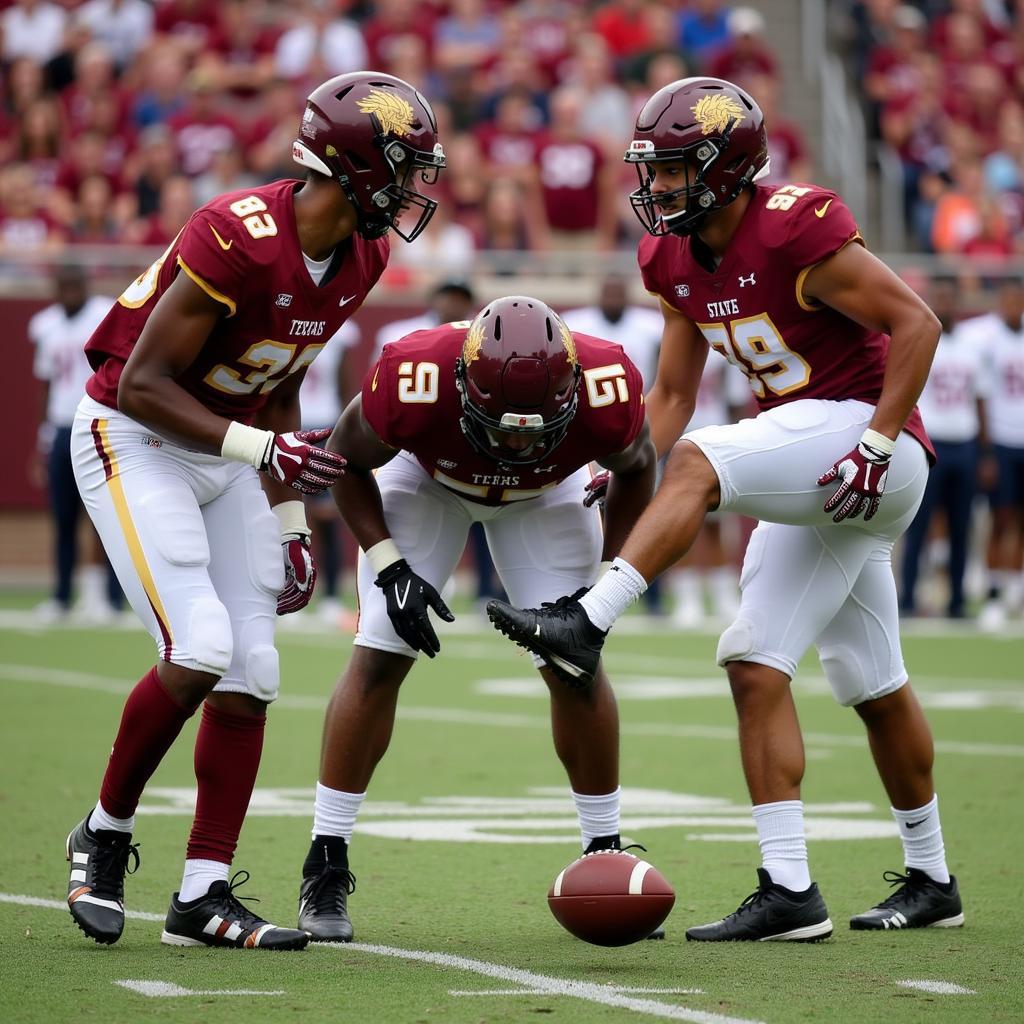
xmin=356 ymin=88 xmax=415 ymax=138
xmin=559 ymin=318 xmax=578 ymax=367
xmin=462 ymin=317 xmax=485 ymax=365
xmin=691 ymin=94 xmax=745 ymax=136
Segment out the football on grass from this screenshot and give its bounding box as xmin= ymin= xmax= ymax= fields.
xmin=547 ymin=850 xmax=675 ymax=946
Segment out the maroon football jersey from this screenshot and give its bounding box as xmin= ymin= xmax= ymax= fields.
xmin=86 ymin=179 xmax=388 ymax=423
xmin=638 ymin=183 xmax=932 ymax=457
xmin=362 ymin=324 xmax=646 ymax=506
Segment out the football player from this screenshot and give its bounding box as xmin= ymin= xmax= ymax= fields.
xmin=65 ymin=72 xmax=445 ymax=950
xmin=295 ymin=295 xmax=656 ymax=942
xmin=488 ymin=77 xmax=964 ymax=940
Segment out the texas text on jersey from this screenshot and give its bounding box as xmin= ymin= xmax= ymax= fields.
xmin=639 ymin=182 xmax=933 ymax=459
xmin=362 ymin=323 xmax=646 ymax=505
xmin=85 ymin=179 xmax=389 ymax=422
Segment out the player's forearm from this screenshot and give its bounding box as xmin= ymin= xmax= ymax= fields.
xmin=117 ymin=371 xmax=231 ymax=453
xmin=869 ymin=307 xmax=941 ymax=440
xmin=601 ymin=458 xmax=657 ymax=560
xmin=332 ymin=468 xmax=391 ymax=553
xmin=645 ymin=387 xmax=695 ymax=459
xmin=254 ymin=389 xmax=302 ymax=507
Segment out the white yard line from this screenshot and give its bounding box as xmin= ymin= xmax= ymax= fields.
xmin=3 ymin=663 xmax=1023 ymax=758
xmin=2 ymin=892 xmax=757 ymax=1024
xmin=116 ymin=981 xmax=284 ymax=998
xmin=897 ymin=980 xmax=976 ymax=995
xmin=449 ymin=987 xmax=705 ymax=996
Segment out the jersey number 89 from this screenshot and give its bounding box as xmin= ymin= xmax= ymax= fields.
xmin=697 ymin=314 xmax=811 ymax=398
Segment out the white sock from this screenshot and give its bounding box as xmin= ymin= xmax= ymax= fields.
xmin=892 ymin=795 xmax=950 ymax=884
xmin=579 ymin=557 xmax=647 ymax=631
xmin=78 ymin=565 xmax=106 ymax=604
xmin=312 ymin=782 xmax=366 ymax=843
xmin=709 ymin=566 xmax=740 ymax=617
xmin=179 ymin=859 xmax=228 ymax=903
xmin=88 ymin=801 xmax=134 ymax=835
xmin=572 ymin=787 xmax=621 ymax=850
xmin=752 ymin=800 xmax=811 ymax=892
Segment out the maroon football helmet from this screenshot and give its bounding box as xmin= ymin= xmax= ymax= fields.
xmin=293 ymin=72 xmax=445 ymax=242
xmin=455 ymin=296 xmax=582 ymax=466
xmin=624 ymin=77 xmax=768 ymax=237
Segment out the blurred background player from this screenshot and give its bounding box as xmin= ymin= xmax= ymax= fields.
xmin=900 ymin=277 xmax=988 ymax=619
xmin=296 ymin=296 xmax=656 ymax=943
xmin=959 ymin=278 xmax=1024 ymax=630
xmin=296 ymin=317 xmax=361 ymax=628
xmin=30 ymin=262 xmax=122 ymax=623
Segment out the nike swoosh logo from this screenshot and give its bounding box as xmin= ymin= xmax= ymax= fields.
xmin=534 ymin=624 xmax=541 ymax=637
xmin=209 ymin=224 xmax=233 ymax=250
xmin=339 ymin=295 xmax=358 ymax=307
xmin=906 ymin=817 xmax=928 ymax=829
xmin=371 ymin=365 xmax=380 ymax=392
xmin=395 ymin=579 xmax=411 ymax=610
xmin=814 ymin=200 xmax=833 ymax=218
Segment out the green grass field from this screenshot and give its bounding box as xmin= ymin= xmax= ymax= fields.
xmin=2 ymin=605 xmax=1022 ymax=1024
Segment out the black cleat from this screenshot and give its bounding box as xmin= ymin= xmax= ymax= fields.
xmin=850 ymin=869 xmax=964 ymax=930
xmin=65 ymin=813 xmax=139 ymax=945
xmin=161 ymin=871 xmax=308 ymax=950
xmin=686 ymin=869 xmax=833 ymax=942
xmin=298 ymin=865 xmax=357 ymax=942
xmin=486 ymin=589 xmax=605 ymax=686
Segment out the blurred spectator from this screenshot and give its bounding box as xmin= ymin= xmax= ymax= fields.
xmin=247 ymin=79 xmax=305 ymax=180
xmin=53 ymin=130 xmax=126 ymax=223
xmin=442 ymin=132 xmax=489 ymax=236
xmin=1 ymin=0 xmax=67 ymax=65
xmin=434 ymin=0 xmax=501 ymax=76
xmin=958 ymin=278 xmax=1024 ymax=630
xmin=750 ymin=75 xmax=811 ymax=185
xmin=566 ymin=34 xmax=633 ymax=154
xmin=901 ymin=277 xmax=988 ymax=619
xmin=4 ymin=55 xmax=47 ymax=118
xmin=863 ymin=3 xmax=929 ymax=130
xmin=477 ymin=178 xmax=542 ymax=260
xmin=0 ymin=162 xmax=64 ymax=257
xmin=16 ymin=96 xmax=63 ymax=189
xmin=931 ymin=159 xmax=991 ymax=254
xmin=677 ymin=0 xmax=731 ymax=66
xmin=536 ymin=86 xmax=617 ymax=250
xmin=474 ymin=88 xmax=546 ymax=185
xmin=375 ymin=277 xmax=478 ymax=356
xmin=709 ymin=7 xmax=778 ymax=82
xmin=128 ymin=124 xmax=180 ymax=218
xmin=68 ymin=175 xmax=124 ymax=244
xmin=199 ymin=0 xmax=279 ymax=100
xmin=391 ymin=198 xmax=476 ymax=278
xmin=984 ymin=102 xmax=1024 ymax=197
xmin=29 ymin=263 xmax=122 ymax=623
xmin=274 ymin=0 xmax=367 ymax=86
xmin=592 ymin=0 xmax=656 ymax=61
xmin=192 ymin=144 xmax=259 ymax=206
xmin=167 ymin=71 xmax=240 ymax=176
xmin=125 ymin=173 xmax=195 ymax=245
xmin=479 ymin=45 xmax=549 ymax=123
xmin=132 ymin=43 xmax=189 ymax=129
xmin=73 ymin=0 xmax=154 ymax=72
xmin=60 ymin=43 xmax=127 ymax=138
xmin=362 ymin=0 xmax=435 ymax=72
xmin=154 ymin=0 xmax=219 ymax=55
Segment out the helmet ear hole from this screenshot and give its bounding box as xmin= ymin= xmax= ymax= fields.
xmin=334 ymin=85 xmax=354 ymax=101
xmin=545 ymin=318 xmax=553 ymax=342
xmin=494 ymin=315 xmax=502 ymax=341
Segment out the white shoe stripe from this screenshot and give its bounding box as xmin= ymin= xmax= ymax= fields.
xmin=72 ymin=892 xmax=122 ymax=911
xmin=224 ymin=923 xmax=244 ymax=942
xmin=203 ymin=914 xmax=224 ymax=936
xmin=628 ymin=861 xmax=652 ymax=895
xmin=73 ymin=852 xmax=89 ymax=864
xmin=251 ymin=923 xmax=275 ymax=947
xmin=70 ymin=870 xmax=87 ymax=883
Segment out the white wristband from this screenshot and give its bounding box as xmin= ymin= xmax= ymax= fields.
xmin=272 ymin=500 xmax=311 ymax=540
xmin=860 ymin=428 xmax=896 ymax=457
xmin=365 ymin=538 xmax=402 ymax=575
xmin=221 ymin=421 xmax=274 ymax=469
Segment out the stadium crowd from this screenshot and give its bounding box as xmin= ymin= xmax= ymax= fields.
xmin=845 ymin=0 xmax=1024 ymax=255
xmin=0 ymin=0 xmax=806 ymax=270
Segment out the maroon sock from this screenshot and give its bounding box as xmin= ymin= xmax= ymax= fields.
xmin=99 ymin=666 xmax=195 ymax=820
xmin=187 ymin=703 xmax=266 ymax=864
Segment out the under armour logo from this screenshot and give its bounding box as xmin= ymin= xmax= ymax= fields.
xmin=275 ymin=293 xmax=293 ymax=308
xmin=738 ymin=273 xmax=757 ymax=288
xmin=675 ymin=283 xmax=690 ymax=298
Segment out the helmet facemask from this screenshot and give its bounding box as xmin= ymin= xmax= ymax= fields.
xmin=361 ymin=135 xmax=446 ymax=242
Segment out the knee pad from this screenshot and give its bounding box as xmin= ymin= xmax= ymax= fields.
xmin=180 ymin=596 xmax=233 ymax=676
xmin=818 ymin=644 xmax=871 ymax=706
xmin=716 ymin=618 xmax=757 ymax=667
xmin=244 ymin=644 xmax=280 ymax=703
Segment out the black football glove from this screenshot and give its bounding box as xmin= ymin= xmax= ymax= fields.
xmin=375 ymin=559 xmax=455 ymax=657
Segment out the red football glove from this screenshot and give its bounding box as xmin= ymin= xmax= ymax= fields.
xmin=583 ymin=471 xmax=610 ymax=509
xmin=263 ymin=428 xmax=346 ymax=495
xmin=817 ymin=436 xmax=892 ymax=522
xmin=277 ymin=535 xmax=317 ymax=615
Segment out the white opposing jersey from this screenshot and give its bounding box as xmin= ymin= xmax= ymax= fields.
xmin=957 ymin=312 xmax=1024 ymax=447
xmin=30 ymin=296 xmax=112 ymax=426
xmin=299 ymin=320 xmax=360 ymax=428
xmin=561 ymin=305 xmax=663 ymax=390
xmin=687 ymin=350 xmax=753 ymax=432
xmin=916 ymin=330 xmax=989 ymax=443
xmin=374 ymin=311 xmax=440 ymax=359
